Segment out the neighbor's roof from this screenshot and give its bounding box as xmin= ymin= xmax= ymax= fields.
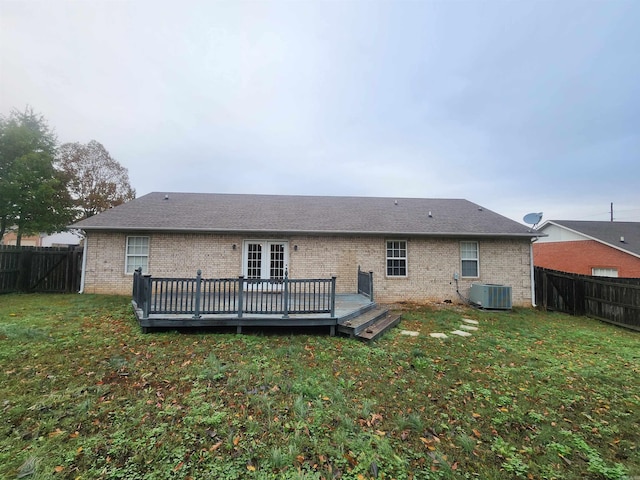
xmin=540 ymin=220 xmax=640 ymax=257
xmin=70 ymin=192 xmax=538 ymax=238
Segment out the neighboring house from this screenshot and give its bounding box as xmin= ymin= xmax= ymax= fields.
xmin=70 ymin=192 xmax=539 ymax=305
xmin=534 ymin=220 xmax=640 ymax=277
xmin=1 ymin=230 xmax=82 ymax=247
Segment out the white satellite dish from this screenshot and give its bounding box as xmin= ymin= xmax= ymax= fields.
xmin=523 ymin=212 xmax=543 ymax=230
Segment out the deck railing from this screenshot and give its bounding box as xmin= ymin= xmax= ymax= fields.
xmin=357 ymin=266 xmax=374 ymax=301
xmin=132 ymin=269 xmax=337 ymax=320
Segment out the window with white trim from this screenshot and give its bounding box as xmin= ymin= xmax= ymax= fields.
xmin=592 ymin=267 xmax=618 ymax=277
xmin=460 ymin=241 xmax=479 ymax=277
xmin=125 ymin=236 xmax=149 ymax=274
xmin=386 ymin=240 xmax=407 ymax=277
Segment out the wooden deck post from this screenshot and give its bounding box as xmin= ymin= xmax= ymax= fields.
xmin=193 ymin=269 xmax=202 ymax=319
xmin=237 ymin=275 xmax=244 ymax=318
xmin=142 ymin=274 xmax=152 ymax=319
xmin=330 ymin=276 xmax=337 ymax=317
xmin=283 ymin=269 xmax=290 ymax=319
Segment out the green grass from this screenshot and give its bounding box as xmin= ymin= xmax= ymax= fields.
xmin=0 ymin=294 xmax=638 ymax=479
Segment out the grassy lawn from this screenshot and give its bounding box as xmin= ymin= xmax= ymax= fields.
xmin=0 ymin=294 xmax=638 ymax=480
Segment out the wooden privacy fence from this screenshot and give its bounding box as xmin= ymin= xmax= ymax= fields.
xmin=133 ymin=268 xmax=338 ymax=319
xmin=535 ymin=267 xmax=640 ymax=331
xmin=0 ymin=245 xmax=83 ymax=294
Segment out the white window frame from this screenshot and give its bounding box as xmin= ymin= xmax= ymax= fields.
xmin=386 ymin=240 xmax=407 ymax=277
xmin=125 ymin=236 xmax=150 ymax=274
xmin=592 ymin=267 xmax=618 ymax=278
xmin=460 ymin=241 xmax=479 ymax=278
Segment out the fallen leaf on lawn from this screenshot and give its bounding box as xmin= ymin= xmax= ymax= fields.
xmin=233 ymin=436 xmax=240 ymax=446
xmin=54 ymin=466 xmax=64 ymax=473
xmin=209 ymin=441 xmax=223 ymax=451
xmin=247 ymin=465 xmax=256 ymax=471
xmin=472 ymin=412 xmax=481 ymax=418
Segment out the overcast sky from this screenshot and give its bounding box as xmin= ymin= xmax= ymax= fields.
xmin=2 ymin=0 xmax=639 ymax=224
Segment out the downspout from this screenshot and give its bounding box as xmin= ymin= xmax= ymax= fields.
xmin=78 ymin=232 xmax=87 ymax=294
xmin=530 ymin=237 xmax=538 ymax=307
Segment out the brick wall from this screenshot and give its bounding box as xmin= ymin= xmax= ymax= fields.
xmin=534 ymin=240 xmax=640 ymax=277
xmin=83 ymin=232 xmax=533 ymax=305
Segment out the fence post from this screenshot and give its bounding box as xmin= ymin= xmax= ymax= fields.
xmin=237 ymin=275 xmax=244 ymax=318
xmin=283 ymin=269 xmax=290 ymax=319
xmin=330 ymin=276 xmax=337 ymax=317
xmin=193 ymin=269 xmax=202 ymax=319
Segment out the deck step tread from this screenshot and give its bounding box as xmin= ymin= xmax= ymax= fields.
xmin=356 ymin=313 xmax=402 ymax=342
xmin=337 ymin=306 xmax=388 ymax=335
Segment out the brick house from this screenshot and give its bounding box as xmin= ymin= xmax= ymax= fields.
xmin=534 ymin=220 xmax=640 ymax=277
xmin=70 ymin=192 xmax=538 ymax=306
xmin=1 ymin=231 xmax=82 ymax=247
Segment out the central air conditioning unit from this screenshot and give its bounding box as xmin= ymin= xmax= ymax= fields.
xmin=469 ymin=283 xmax=512 ymax=310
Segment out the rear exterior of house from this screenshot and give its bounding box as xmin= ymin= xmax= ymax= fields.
xmin=534 ymin=221 xmax=640 ymax=278
xmin=71 ymin=193 xmax=538 ymax=306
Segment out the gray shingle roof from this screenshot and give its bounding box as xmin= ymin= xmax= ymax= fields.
xmin=546 ymin=220 xmax=640 ymax=257
xmin=70 ymin=192 xmax=537 ymax=237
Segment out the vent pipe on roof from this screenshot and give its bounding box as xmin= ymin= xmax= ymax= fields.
xmin=620 ymin=236 xmax=625 ymax=243
xmin=164 ymin=194 xmax=169 ymax=200
xmin=428 ymin=211 xmax=432 ymax=218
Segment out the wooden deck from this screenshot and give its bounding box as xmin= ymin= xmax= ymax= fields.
xmin=133 ymin=293 xmax=378 ymax=335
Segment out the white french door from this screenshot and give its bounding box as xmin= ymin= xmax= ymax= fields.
xmin=243 ymin=241 xmax=289 ymax=283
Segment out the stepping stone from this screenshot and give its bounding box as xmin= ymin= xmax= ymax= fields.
xmin=400 ymin=330 xmax=419 ymax=337
xmin=462 ymin=318 xmax=479 ymax=325
xmin=460 ymin=325 xmax=478 ymax=331
xmin=451 ymin=330 xmax=472 ymax=337
xmin=430 ymin=333 xmax=448 ymax=339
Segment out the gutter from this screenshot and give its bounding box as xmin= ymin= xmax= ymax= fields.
xmin=74 ymin=226 xmax=541 ymax=239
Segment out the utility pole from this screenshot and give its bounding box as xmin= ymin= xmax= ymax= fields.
xmin=610 ymin=202 xmax=614 ymax=222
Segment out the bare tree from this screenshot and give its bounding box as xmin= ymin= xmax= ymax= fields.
xmin=57 ymin=140 xmax=136 ymax=219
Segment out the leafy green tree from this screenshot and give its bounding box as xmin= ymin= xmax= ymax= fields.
xmin=0 ymin=107 xmax=74 ymax=245
xmin=57 ymin=140 xmax=136 ymax=219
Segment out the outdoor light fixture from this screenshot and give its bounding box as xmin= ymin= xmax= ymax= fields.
xmin=294 ymin=245 xmax=298 ymax=251
xmin=232 ymin=244 xmax=237 ymax=250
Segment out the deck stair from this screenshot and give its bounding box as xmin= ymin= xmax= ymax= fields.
xmin=338 ymin=304 xmax=401 ymax=342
